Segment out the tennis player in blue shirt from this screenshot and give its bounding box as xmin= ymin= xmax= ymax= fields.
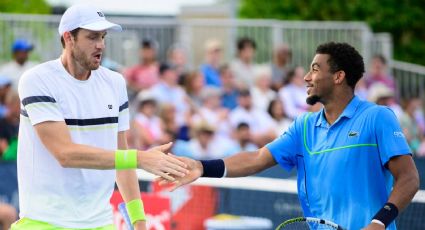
xmin=160 ymin=42 xmax=419 ymax=230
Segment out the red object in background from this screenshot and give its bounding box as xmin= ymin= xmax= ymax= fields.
xmin=110 ymin=191 xmax=171 ymax=230
xmin=152 ymin=182 xmax=218 ymax=230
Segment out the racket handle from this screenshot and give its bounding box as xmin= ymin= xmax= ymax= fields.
xmin=118 ymin=202 xmax=134 ymax=230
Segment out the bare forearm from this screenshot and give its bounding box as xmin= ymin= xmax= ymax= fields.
xmin=388 ymin=171 xmax=419 ymax=210
xmin=116 ymin=170 xmax=141 ymax=201
xmin=224 ymin=147 xmax=276 ymax=177
xmin=58 ymin=143 xmax=116 ymax=169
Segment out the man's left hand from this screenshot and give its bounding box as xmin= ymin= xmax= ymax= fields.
xmin=134 ymin=220 xmax=147 ymax=230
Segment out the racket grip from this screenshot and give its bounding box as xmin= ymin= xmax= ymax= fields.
xmin=118 ymin=202 xmax=134 ymax=230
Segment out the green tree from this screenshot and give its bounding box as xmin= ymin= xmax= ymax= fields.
xmin=239 ymin=0 xmax=425 ymax=66
xmin=0 ymin=0 xmax=51 ymax=14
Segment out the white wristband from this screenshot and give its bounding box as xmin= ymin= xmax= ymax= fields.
xmin=371 ymin=219 xmax=385 ymax=227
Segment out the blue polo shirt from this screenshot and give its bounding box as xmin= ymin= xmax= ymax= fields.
xmin=266 ymin=96 xmax=411 ymax=230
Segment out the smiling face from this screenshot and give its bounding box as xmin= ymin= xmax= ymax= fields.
xmin=68 ymin=29 xmax=106 ymax=70
xmin=304 ymin=54 xmax=337 ymax=105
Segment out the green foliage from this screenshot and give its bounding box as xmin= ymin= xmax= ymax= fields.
xmin=239 ymin=0 xmax=425 ymax=65
xmin=0 ymin=0 xmax=51 ymax=14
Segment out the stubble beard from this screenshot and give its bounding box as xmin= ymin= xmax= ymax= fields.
xmin=71 ymin=45 xmax=99 ymax=71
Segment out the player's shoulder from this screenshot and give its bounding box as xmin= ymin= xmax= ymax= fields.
xmin=20 ymin=59 xmax=59 ymax=84
xmin=95 ymin=66 xmax=126 ymax=85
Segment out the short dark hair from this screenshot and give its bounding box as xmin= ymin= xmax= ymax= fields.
xmin=237 ymin=122 xmax=250 ymax=130
xmin=60 ymin=28 xmax=81 ymax=48
xmin=237 ymin=37 xmax=256 ymax=51
xmin=315 ymin=42 xmax=365 ymax=90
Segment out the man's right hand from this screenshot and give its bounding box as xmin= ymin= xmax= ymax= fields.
xmin=156 ymin=155 xmax=203 ymax=191
xmin=137 ymin=142 xmax=188 ymax=181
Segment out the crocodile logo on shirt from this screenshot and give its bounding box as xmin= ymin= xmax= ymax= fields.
xmin=348 ymin=131 xmax=359 ymax=137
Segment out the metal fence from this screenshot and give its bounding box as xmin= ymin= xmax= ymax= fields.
xmin=0 ymin=13 xmax=423 ymax=100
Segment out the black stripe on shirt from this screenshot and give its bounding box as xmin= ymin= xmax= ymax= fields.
xmin=20 ymin=109 xmax=29 ymax=117
xmin=119 ymin=101 xmax=128 ymax=112
xmin=64 ymin=117 xmax=118 ymax=126
xmin=22 ymin=96 xmax=56 ymax=106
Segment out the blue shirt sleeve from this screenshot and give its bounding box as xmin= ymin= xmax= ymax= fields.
xmin=266 ymin=117 xmax=302 ymax=171
xmin=374 ymin=106 xmax=411 ymax=165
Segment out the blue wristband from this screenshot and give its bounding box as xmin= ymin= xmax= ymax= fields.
xmin=200 ymin=159 xmax=225 ymax=178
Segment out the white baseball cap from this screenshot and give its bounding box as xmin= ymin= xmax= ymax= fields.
xmin=58 ymin=4 xmax=122 ymax=35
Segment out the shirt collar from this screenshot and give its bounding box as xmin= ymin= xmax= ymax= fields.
xmin=315 ymin=96 xmax=361 ymax=127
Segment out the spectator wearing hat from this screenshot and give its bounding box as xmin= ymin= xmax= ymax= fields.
xmin=123 ymin=38 xmax=160 ymax=95
xmin=367 ymin=83 xmax=403 ymax=119
xmin=200 ymin=39 xmax=223 ymax=87
xmin=0 ymin=39 xmax=37 ymax=91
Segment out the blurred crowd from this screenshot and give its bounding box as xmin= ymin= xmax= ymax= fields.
xmin=1 ymin=37 xmax=425 ymax=164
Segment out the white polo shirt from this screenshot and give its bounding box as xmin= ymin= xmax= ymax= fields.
xmin=17 ymin=58 xmax=130 ymax=228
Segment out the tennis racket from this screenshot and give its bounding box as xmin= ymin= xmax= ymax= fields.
xmin=276 ymin=217 xmax=344 ymax=230
xmin=118 ymin=202 xmax=134 ymax=230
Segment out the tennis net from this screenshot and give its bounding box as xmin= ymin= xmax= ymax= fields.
xmin=137 ymin=170 xmax=425 ymax=230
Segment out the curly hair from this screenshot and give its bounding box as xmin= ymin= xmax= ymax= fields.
xmin=315 ymin=42 xmax=365 ymax=90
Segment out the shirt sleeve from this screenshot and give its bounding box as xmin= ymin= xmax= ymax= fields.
xmin=18 ymin=71 xmax=64 ymax=126
xmin=374 ymin=106 xmax=411 ymax=165
xmin=117 ymin=75 xmax=130 ymax=132
xmin=265 ymin=117 xmax=301 ymax=171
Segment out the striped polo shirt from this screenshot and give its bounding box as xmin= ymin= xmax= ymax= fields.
xmin=17 ymin=58 xmax=129 ymax=228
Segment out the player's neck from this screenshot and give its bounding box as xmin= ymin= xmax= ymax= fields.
xmin=323 ymin=92 xmax=354 ymax=125
xmin=60 ymin=51 xmax=90 ymax=81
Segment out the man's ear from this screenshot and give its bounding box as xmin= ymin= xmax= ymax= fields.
xmin=62 ymin=31 xmax=74 ymax=46
xmin=334 ymin=70 xmax=346 ymax=85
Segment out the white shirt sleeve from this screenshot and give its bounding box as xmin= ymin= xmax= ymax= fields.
xmin=18 ymin=70 xmax=64 ymax=126
xmin=117 ymin=74 xmax=130 ymax=132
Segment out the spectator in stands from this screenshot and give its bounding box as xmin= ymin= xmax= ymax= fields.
xmin=130 ymin=91 xmax=163 ymax=150
xmin=267 ymin=98 xmax=292 ymax=136
xmin=192 ymin=87 xmax=231 ymax=139
xmin=251 ymin=64 xmax=276 ymax=112
xmin=365 ymin=54 xmax=395 ymax=90
xmin=159 ymin=103 xmax=190 ymax=141
xmin=230 ymin=37 xmax=257 ymax=88
xmin=0 ymin=39 xmax=37 ymax=91
xmin=0 ymin=76 xmax=12 ymax=119
xmin=368 ymin=83 xmax=403 ymax=118
xmin=399 ymin=98 xmax=424 ymax=155
xmin=187 ymin=122 xmax=233 ymax=160
xmin=0 ymin=202 xmax=17 ymax=230
xmin=166 ymin=43 xmax=189 ymax=84
xmin=183 ymin=70 xmax=205 ymax=108
xmin=123 ymin=38 xmax=159 ymax=94
xmin=229 ymin=89 xmax=275 ymax=146
xmin=150 ymin=63 xmax=190 ymax=128
xmin=0 ymin=91 xmax=20 ymax=161
xmin=220 ymin=64 xmax=239 ymax=110
xmin=270 ymin=43 xmax=292 ymax=90
xmin=278 ymin=66 xmax=309 ymax=119
xmin=200 ymin=39 xmax=223 ymax=87
xmin=232 ymin=122 xmax=258 ymax=152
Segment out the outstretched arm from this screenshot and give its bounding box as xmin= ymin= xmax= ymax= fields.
xmin=34 ymin=120 xmax=187 ymax=180
xmin=161 ymin=147 xmax=277 ymax=191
